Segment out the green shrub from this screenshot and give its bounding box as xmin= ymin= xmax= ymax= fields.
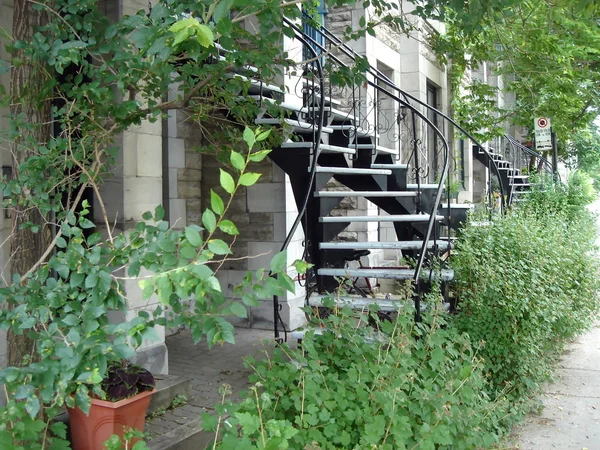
xmin=452 ymin=177 xmax=600 ymax=400
xmin=207 ymin=303 xmax=504 ymax=449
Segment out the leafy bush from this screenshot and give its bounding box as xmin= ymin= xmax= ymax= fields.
xmin=452 ymin=176 xmax=600 ymax=400
xmin=206 ymin=303 xmax=504 ymax=449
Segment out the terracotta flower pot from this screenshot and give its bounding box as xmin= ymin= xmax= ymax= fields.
xmin=67 ymin=389 xmax=155 ymax=450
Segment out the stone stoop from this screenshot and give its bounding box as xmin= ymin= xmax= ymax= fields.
xmin=148 ymin=375 xmax=193 ymax=416
xmin=147 ymin=416 xmax=214 ymax=450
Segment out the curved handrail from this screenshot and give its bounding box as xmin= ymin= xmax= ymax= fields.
xmin=282 ymin=17 xmax=450 ymax=291
xmin=272 ymin=29 xmax=326 ymax=342
xmin=505 ymin=134 xmax=557 ymax=181
xmin=309 ymin=22 xmax=507 ymax=211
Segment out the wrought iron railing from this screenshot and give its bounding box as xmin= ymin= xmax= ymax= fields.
xmin=504 ymin=134 xmax=555 ymax=178
xmin=270 ymin=17 xmax=508 ymax=339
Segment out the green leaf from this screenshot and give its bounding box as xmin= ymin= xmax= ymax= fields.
xmin=15 ymin=384 xmax=34 ymax=400
xmin=218 ymin=220 xmax=239 ymax=235
xmin=75 ymin=385 xmax=91 ymax=415
xmin=201 ymin=412 xmax=218 ymax=431
xmin=229 ymin=302 xmax=247 ymax=318
xmin=210 ymin=190 xmax=225 ymax=215
xmin=190 ymin=264 xmax=213 ymax=280
xmin=256 ymin=129 xmax=271 ymax=141
xmin=196 ymin=24 xmax=215 ymax=48
xmin=230 ymin=151 xmax=246 ymax=171
xmin=185 ymin=227 xmax=203 ymax=247
xmin=169 ymin=17 xmax=199 ymax=34
xmin=220 ymin=169 xmax=235 ymax=194
xmin=239 ymin=172 xmax=261 ymax=186
xmin=270 ymin=250 xmax=287 ymax=273
xmin=173 ymin=28 xmax=192 ymax=46
xmin=292 ymin=259 xmax=313 ymax=274
xmin=142 ymin=211 xmax=153 ymax=220
xmin=62 ymin=314 xmax=79 ymax=326
xmin=156 ymin=276 xmax=173 ymax=305
xmin=202 ymin=209 xmax=217 ymax=233
xmin=155 ymin=204 xmax=166 ymax=221
xmin=243 ymin=127 xmax=256 ymax=149
xmin=85 ymin=272 xmax=99 ymax=289
xmin=213 ymin=0 xmax=234 ymax=22
xmin=51 ymin=422 xmax=68 ymax=439
xmin=56 ymin=236 xmax=67 ymax=248
xmin=208 ymin=239 xmax=231 ymax=255
xmin=236 ymin=412 xmax=261 ymax=434
xmin=249 ymin=149 xmax=271 ymax=162
xmin=25 ymin=396 xmax=40 ymax=418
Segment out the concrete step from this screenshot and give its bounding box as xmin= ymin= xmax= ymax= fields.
xmin=148 ymin=375 xmax=193 ymax=416
xmin=317 ymin=267 xmax=454 ymax=281
xmin=319 ymin=240 xmax=452 ymax=250
xmin=320 ymin=214 xmax=442 ymax=223
xmin=147 ymin=415 xmax=212 ymax=450
xmin=315 ymin=190 xmax=417 ymax=198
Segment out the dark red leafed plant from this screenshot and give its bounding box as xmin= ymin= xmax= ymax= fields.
xmin=101 ymin=361 xmax=155 ymax=402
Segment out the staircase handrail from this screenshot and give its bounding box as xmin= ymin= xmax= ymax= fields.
xmin=505 ymin=134 xmax=558 ymax=181
xmin=281 ymin=17 xmax=450 ymax=288
xmin=272 ymin=29 xmax=327 ymax=343
xmin=305 ymin=19 xmax=507 ymax=211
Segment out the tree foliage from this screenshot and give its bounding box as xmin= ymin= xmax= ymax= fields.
xmin=434 ymin=0 xmax=600 ymax=142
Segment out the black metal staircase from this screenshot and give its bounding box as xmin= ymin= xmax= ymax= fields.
xmin=243 ymin=18 xmax=511 ymax=341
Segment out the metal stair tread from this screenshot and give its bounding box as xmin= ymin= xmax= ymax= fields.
xmin=315 ymin=190 xmax=417 ymax=198
xmin=308 ymin=106 xmax=357 ymax=123
xmin=229 ymin=74 xmax=284 ymax=94
xmin=355 ymin=144 xmax=397 ymax=154
xmin=317 ymin=267 xmax=454 ymax=281
xmin=306 ymin=92 xmax=343 ymax=107
xmin=245 ymin=95 xmax=306 ymax=113
xmin=320 ymin=214 xmax=443 ymax=223
xmin=438 ymin=203 xmax=475 ymax=209
xmin=314 ymin=167 xmax=392 ymax=175
xmin=319 ymin=240 xmax=452 ymax=250
xmin=329 ymin=125 xmax=378 ymax=138
xmin=370 ymin=163 xmax=408 ymax=169
xmin=255 ymin=118 xmax=333 ymax=134
xmin=281 ymin=142 xmax=356 ymax=155
xmin=307 ymin=295 xmax=453 ymax=313
xmin=309 ymin=295 xmax=406 ymax=312
xmin=406 ymin=183 xmax=440 ymax=190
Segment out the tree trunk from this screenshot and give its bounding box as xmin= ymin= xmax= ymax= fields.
xmin=7 ymin=0 xmax=52 ymax=368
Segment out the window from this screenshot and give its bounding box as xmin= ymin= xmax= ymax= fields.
xmin=302 ymin=0 xmax=327 ymax=62
xmin=426 ymin=82 xmax=439 ymax=181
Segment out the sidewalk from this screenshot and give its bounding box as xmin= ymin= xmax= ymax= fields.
xmin=145 ymin=328 xmax=273 ymax=444
xmin=509 ymin=326 xmax=600 ymax=450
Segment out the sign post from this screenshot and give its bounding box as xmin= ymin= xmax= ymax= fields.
xmin=534 ymin=117 xmax=552 ymax=151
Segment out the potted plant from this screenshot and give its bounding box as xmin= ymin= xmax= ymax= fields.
xmin=67 ymin=361 xmax=156 ymax=450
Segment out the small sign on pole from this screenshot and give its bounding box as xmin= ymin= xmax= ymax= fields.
xmin=534 ymin=117 xmax=552 ymax=151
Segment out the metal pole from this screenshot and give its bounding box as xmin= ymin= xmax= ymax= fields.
xmin=552 ymin=131 xmax=558 ymax=180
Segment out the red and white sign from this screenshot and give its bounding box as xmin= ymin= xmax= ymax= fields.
xmin=534 ymin=117 xmax=552 ymax=151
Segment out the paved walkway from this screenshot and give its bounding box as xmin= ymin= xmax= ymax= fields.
xmin=510 ymin=326 xmax=600 ymax=450
xmin=145 ymin=328 xmax=273 ymax=441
